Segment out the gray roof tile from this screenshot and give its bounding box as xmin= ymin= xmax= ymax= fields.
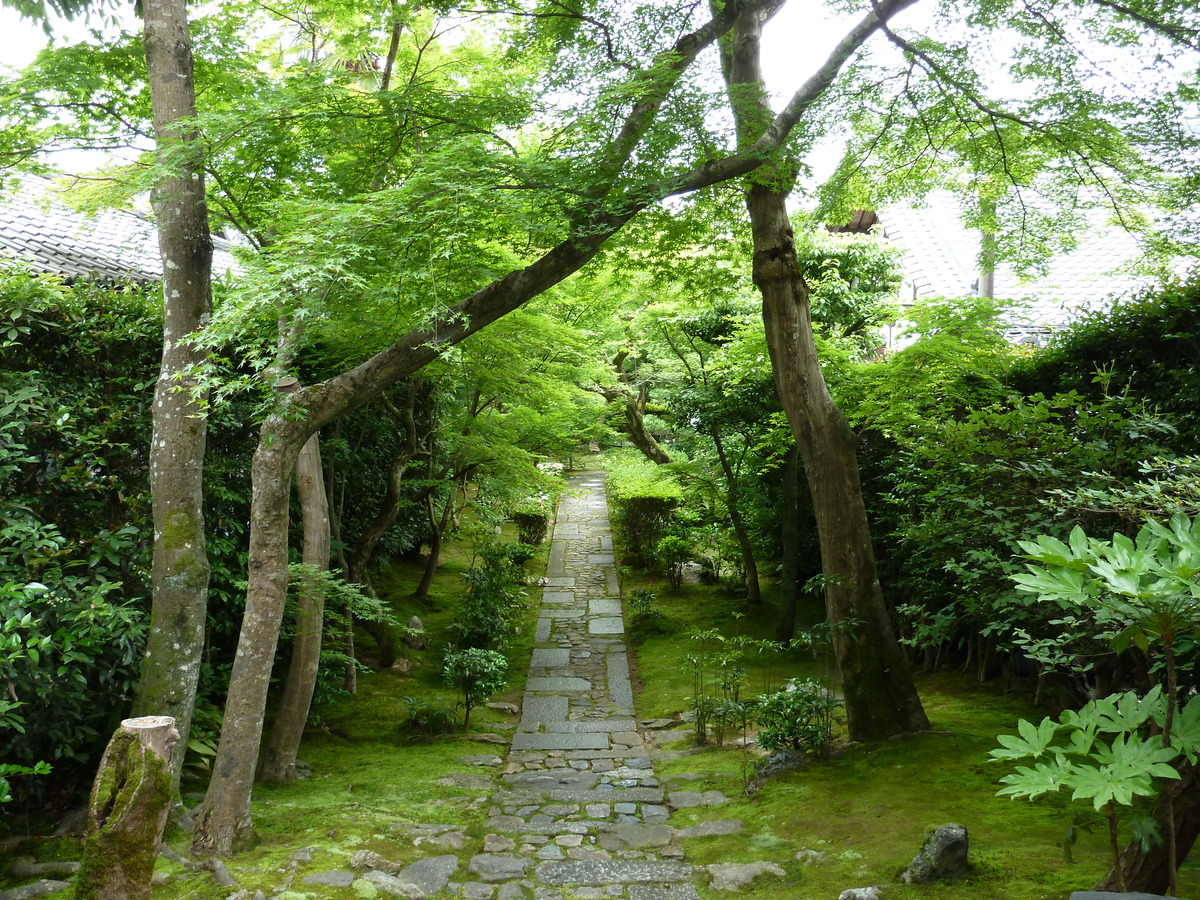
xmin=0 ymin=174 xmax=236 ymax=284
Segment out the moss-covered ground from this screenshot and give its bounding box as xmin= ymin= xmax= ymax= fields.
xmin=4 ymin=511 xmax=1197 ymax=899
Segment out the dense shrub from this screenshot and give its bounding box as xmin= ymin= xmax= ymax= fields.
xmin=605 ymin=451 xmax=683 ymax=566
xmin=449 ymin=540 xmax=530 ymax=650
xmin=754 ymin=679 xmax=842 ymax=757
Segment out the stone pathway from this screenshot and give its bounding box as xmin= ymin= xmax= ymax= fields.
xmin=292 ymin=471 xmax=784 ymax=900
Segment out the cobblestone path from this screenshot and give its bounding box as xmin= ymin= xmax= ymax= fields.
xmin=293 ymin=471 xmax=775 ymax=900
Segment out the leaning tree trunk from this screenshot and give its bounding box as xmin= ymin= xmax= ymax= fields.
xmin=131 ymin=0 xmax=214 ymax=793
xmin=415 ymin=492 xmax=454 ymax=600
xmin=76 ymin=717 xmax=179 ymax=900
xmin=192 ymin=435 xmax=301 ymax=857
xmin=258 ymin=432 xmax=330 ymax=783
xmin=720 ymin=0 xmax=929 ymax=740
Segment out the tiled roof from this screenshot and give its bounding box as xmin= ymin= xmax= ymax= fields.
xmin=877 ymin=194 xmax=1150 ymax=333
xmin=0 ymin=174 xmax=237 ymax=284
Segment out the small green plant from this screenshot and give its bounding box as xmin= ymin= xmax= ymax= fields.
xmin=655 ymin=534 xmax=692 ymax=590
xmin=626 ymin=589 xmax=663 ymax=632
xmin=451 ymin=540 xmax=530 ymax=650
xmin=442 ymin=648 xmax=508 ymax=731
xmin=400 ymin=696 xmax=458 ymax=740
xmin=754 ymin=679 xmax=843 ymax=758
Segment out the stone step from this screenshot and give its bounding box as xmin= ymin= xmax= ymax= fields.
xmin=534 ymin=859 xmax=693 ymax=886
xmin=492 ymin=787 xmax=666 ymax=806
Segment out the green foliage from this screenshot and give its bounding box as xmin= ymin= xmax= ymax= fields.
xmin=399 ymin=696 xmax=458 ymax=741
xmin=282 ymin=564 xmax=396 ymax=710
xmin=655 ymin=534 xmax=692 ymax=590
xmin=441 ymin=647 xmax=507 ymax=731
xmin=0 ymin=760 xmax=51 ymax=804
xmin=606 ymin=451 xmax=683 ymax=566
xmin=754 ymin=679 xmax=843 ymax=758
xmin=449 ymin=541 xmax=530 ymax=651
xmin=0 ymin=578 xmax=145 ymax=801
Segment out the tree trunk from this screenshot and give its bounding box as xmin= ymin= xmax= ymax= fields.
xmin=625 ymin=383 xmax=672 ymax=465
xmin=258 ymin=432 xmax=330 ymax=783
xmin=710 ymin=428 xmax=760 ymax=602
xmin=1096 ymin=754 xmax=1200 ymax=893
xmin=192 ymin=436 xmax=299 ymax=857
xmin=131 ymin=0 xmax=214 ymax=794
xmin=776 ymin=443 xmax=802 ymax=641
xmin=189 ymin=0 xmax=914 ymax=855
xmin=415 ymin=492 xmax=453 ymax=600
xmin=721 ymin=0 xmax=929 ymax=741
xmin=76 ymin=717 xmax=179 ymax=900
xmin=345 ymin=385 xmax=421 ymax=588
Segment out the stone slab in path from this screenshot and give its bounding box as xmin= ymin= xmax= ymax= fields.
xmin=510 ymin=732 xmax=611 ymax=751
xmin=589 ymin=616 xmax=624 ymax=634
xmin=535 ymin=860 xmax=693 ymax=886
xmin=588 ymin=598 xmax=621 ymax=616
xmin=526 ymin=676 xmax=592 ymax=692
xmin=521 ymin=695 xmax=569 ymax=726
xmin=530 ymin=648 xmax=571 ymax=668
xmin=608 ymin=655 xmax=634 ymax=709
xmin=628 ymin=886 xmax=701 ymax=900
xmin=543 ymin=718 xmax=636 ymax=734
xmin=543 ymin=576 xmax=575 ymax=587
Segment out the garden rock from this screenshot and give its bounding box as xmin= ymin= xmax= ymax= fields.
xmin=459 ymin=754 xmax=504 ymax=767
xmin=838 ymin=888 xmax=881 ymax=900
xmin=899 ymin=823 xmax=969 ymax=884
xmin=395 ymin=855 xmax=460 ymax=896
xmin=0 ymin=881 xmax=73 ymax=900
xmin=755 ymin=750 xmax=803 ymax=778
xmin=351 ymin=850 xmax=402 ymax=874
xmin=705 ymin=861 xmax=785 ymax=891
xmin=404 ymin=616 xmax=428 ymax=649
xmin=302 ymin=871 xmax=356 ymax=887
xmin=794 ymin=849 xmax=826 ymax=866
xmin=674 ymin=820 xmax=742 ymax=839
xmin=1069 ymin=894 xmax=1185 ymax=900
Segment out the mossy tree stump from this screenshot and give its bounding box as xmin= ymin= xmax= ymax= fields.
xmin=75 ymin=716 xmax=179 ymax=900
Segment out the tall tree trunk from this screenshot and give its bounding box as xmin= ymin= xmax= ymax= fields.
xmin=710 ymin=428 xmax=760 ymax=603
xmin=192 ymin=437 xmax=298 ymax=856
xmin=776 ymin=443 xmax=802 ymax=641
xmin=190 ymin=0 xmax=912 ymax=855
xmin=131 ymin=0 xmax=213 ymax=793
xmin=258 ymin=432 xmax=329 ymax=783
xmin=720 ymin=0 xmax=928 ymax=740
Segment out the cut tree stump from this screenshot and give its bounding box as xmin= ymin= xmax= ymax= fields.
xmin=74 ymin=716 xmax=179 ymax=900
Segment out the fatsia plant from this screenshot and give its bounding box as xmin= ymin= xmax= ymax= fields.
xmin=991 ymin=687 xmax=1199 ymax=891
xmin=1011 ymin=512 xmax=1200 ymax=892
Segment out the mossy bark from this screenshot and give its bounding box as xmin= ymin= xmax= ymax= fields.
xmin=260 ymin=432 xmax=330 ymax=783
xmin=75 ymin=717 xmax=179 ymax=900
xmin=717 ymin=0 xmax=928 ymax=740
xmin=133 ymin=0 xmax=213 ymax=793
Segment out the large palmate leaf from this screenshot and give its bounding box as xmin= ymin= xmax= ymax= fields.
xmin=998 ymin=757 xmax=1071 ymax=801
xmin=991 ymin=716 xmax=1061 ymax=761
